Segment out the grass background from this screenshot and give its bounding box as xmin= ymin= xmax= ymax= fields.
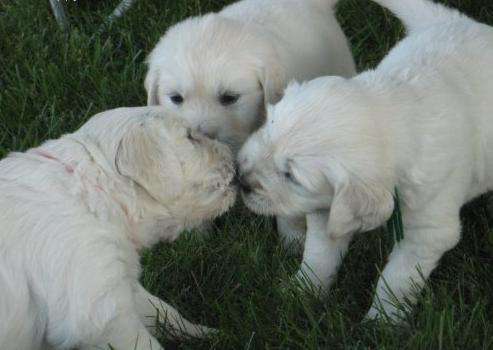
xmin=1 ymin=0 xmax=493 ymax=349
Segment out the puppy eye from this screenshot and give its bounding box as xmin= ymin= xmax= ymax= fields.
xmin=170 ymin=94 xmax=184 ymax=105
xmin=187 ymin=129 xmax=199 ymax=143
xmin=218 ymin=93 xmax=240 ymax=106
xmin=283 ymin=171 xmax=300 ymax=185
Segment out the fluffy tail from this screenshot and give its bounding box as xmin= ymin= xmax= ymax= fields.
xmin=370 ymin=0 xmax=464 ymax=33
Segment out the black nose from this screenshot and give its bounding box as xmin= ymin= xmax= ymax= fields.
xmin=197 ymin=124 xmax=217 ymax=140
xmin=238 ymin=174 xmax=252 ymax=194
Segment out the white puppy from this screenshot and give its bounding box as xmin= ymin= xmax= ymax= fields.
xmin=145 ymin=0 xmax=356 ymax=249
xmin=238 ymin=0 xmax=493 ymax=321
xmin=0 ymin=107 xmax=236 ymax=350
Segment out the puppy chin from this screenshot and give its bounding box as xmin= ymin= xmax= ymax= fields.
xmin=241 ymin=192 xmax=277 ymax=216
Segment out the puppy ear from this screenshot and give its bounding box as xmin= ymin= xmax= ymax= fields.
xmin=144 ymin=69 xmax=160 ymax=106
xmin=256 ymin=46 xmax=286 ymax=108
xmin=327 ymin=173 xmax=394 ymax=239
xmin=259 ymin=66 xmax=285 ymax=107
xmin=115 ymin=119 xmax=182 ymax=201
xmin=283 ymin=80 xmax=302 ymax=97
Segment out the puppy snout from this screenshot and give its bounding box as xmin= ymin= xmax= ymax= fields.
xmin=198 ymin=123 xmax=217 ymax=140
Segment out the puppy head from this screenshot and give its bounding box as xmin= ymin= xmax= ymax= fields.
xmin=238 ymin=78 xmax=395 ymax=238
xmin=145 ymin=14 xmax=286 ymax=153
xmin=79 ymin=107 xmax=237 ymax=228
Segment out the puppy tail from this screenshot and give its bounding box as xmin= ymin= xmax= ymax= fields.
xmin=370 ymin=0 xmax=465 ymax=33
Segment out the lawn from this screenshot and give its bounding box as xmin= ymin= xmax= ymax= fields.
xmin=1 ymin=0 xmax=493 ymax=349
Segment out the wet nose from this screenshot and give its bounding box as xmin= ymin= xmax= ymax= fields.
xmin=197 ymin=123 xmax=217 ymax=140
xmin=238 ymin=174 xmax=252 ymax=194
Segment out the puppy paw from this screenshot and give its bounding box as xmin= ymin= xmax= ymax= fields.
xmin=169 ymin=323 xmax=218 ymax=339
xmin=364 ymin=306 xmax=382 ymax=322
xmin=364 ymin=304 xmax=409 ymax=324
xmin=191 ymin=324 xmax=219 ymax=338
xmin=279 ymin=269 xmax=329 ymax=298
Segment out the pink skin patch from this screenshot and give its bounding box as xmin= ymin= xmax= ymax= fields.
xmin=32 ymin=148 xmax=141 ymax=248
xmin=32 ymin=149 xmax=74 ymax=173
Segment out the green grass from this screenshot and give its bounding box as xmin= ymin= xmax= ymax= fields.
xmin=1 ymin=0 xmax=493 ymax=349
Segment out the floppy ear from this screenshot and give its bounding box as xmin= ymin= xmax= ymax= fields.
xmin=259 ymin=65 xmax=285 ymax=107
xmin=327 ymin=175 xmax=394 ymax=239
xmin=115 ymin=120 xmax=182 ymax=201
xmin=144 ymin=69 xmax=160 ymax=106
xmin=256 ymin=44 xmax=287 ymax=109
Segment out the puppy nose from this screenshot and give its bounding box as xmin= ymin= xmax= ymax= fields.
xmin=238 ymin=174 xmax=252 ymax=194
xmin=198 ymin=124 xmax=217 ymax=139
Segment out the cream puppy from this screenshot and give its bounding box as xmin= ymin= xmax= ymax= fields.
xmin=0 ymin=107 xmax=236 ymax=350
xmin=145 ymin=0 xmax=356 ymax=249
xmin=238 ymin=0 xmax=493 ymax=320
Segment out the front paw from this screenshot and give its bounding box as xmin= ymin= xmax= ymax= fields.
xmin=280 ymin=269 xmax=330 ymax=298
xmin=187 ymin=324 xmax=218 ymax=339
xmin=167 ymin=323 xmax=218 ymax=339
xmin=166 ymin=321 xmax=219 ymax=339
xmin=364 ymin=306 xmax=382 ymax=322
xmin=364 ymin=303 xmax=409 ymax=324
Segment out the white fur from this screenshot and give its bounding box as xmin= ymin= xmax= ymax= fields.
xmin=145 ymin=0 xmax=356 ymax=248
xmin=238 ymin=0 xmax=493 ymax=320
xmin=0 ymin=107 xmax=236 ymax=349
xmin=145 ymin=0 xmax=355 ymax=150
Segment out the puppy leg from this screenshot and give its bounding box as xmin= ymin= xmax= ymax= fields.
xmin=91 ymin=313 xmax=163 ymax=350
xmin=74 ymin=281 xmax=163 ymax=350
xmin=276 ymin=215 xmax=306 ymax=254
xmin=135 ymin=284 xmax=215 ymax=339
xmin=294 ymin=211 xmax=353 ymax=291
xmin=366 ymin=210 xmax=461 ymax=322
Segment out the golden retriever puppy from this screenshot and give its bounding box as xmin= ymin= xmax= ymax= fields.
xmin=0 ymin=107 xmax=236 ymax=349
xmin=145 ymin=0 xmax=356 ymax=250
xmin=238 ymin=0 xmax=493 ymax=321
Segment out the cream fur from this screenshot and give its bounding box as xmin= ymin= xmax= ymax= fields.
xmin=238 ymin=0 xmax=493 ymax=320
xmin=0 ymin=107 xmax=236 ymax=349
xmin=144 ymin=0 xmax=356 ymax=249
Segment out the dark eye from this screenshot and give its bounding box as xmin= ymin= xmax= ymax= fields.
xmin=218 ymin=93 xmax=240 ymax=106
xmin=187 ymin=129 xmax=199 ymax=143
xmin=283 ymin=170 xmax=300 ymax=185
xmin=170 ymin=94 xmax=184 ymax=105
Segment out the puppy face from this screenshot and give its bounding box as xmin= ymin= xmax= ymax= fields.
xmin=237 ymin=130 xmax=332 ymax=218
xmin=145 ymin=14 xmax=285 ymax=153
xmin=238 ymin=78 xmax=395 ymax=237
xmin=81 ymin=107 xmax=236 ymax=227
